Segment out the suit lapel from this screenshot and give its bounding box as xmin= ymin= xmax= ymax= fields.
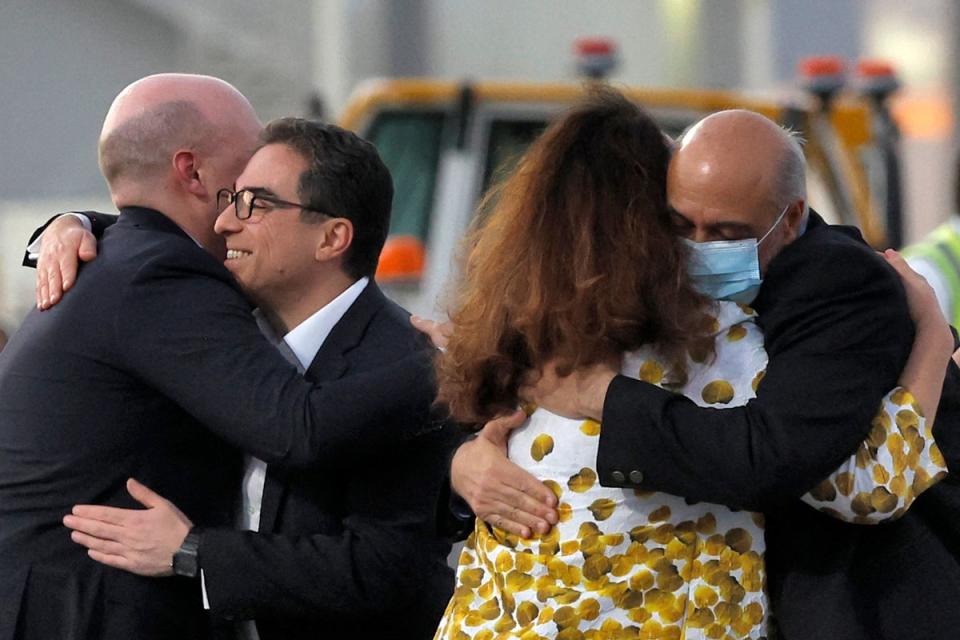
xmin=258 ymin=282 xmax=387 ymax=533
xmin=303 ymin=283 xmax=386 ymax=384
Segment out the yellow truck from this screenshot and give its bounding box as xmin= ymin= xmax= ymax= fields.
xmin=338 ymin=55 xmax=904 ymax=315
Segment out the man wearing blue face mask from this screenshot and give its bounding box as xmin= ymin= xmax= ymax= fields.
xmin=446 ymin=109 xmax=960 ymax=640
xmin=682 ymin=201 xmax=790 ymax=303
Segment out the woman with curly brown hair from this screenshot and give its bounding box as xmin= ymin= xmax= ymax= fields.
xmin=433 ymin=88 xmax=950 ymax=639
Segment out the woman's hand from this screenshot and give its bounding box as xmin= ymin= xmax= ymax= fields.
xmin=882 ymin=249 xmax=954 ymax=420
xmin=882 ymin=249 xmax=951 ymax=337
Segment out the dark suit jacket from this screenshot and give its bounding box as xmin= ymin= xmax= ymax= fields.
xmin=595 ymin=213 xmax=960 ymax=639
xmin=200 ymin=283 xmax=456 ymax=640
xmin=2 ymin=207 xmax=438 ymax=640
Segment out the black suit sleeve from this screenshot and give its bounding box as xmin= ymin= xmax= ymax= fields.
xmin=930 ymin=329 xmax=960 ymax=472
xmin=199 ymin=521 xmax=443 ymax=620
xmin=114 ymin=251 xmax=439 ymax=468
xmin=596 ymin=237 xmax=917 ymax=511
xmin=200 ymin=419 xmax=460 ymax=621
xmin=22 ymin=211 xmax=118 ymax=267
xmin=200 ymin=461 xmax=453 ymax=620
xmin=436 ymin=431 xmax=478 ymax=541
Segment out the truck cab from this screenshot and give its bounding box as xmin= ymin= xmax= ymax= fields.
xmin=339 ymin=62 xmax=902 ymax=315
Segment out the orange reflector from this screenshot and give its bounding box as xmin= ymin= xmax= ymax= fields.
xmin=798 ymin=55 xmax=845 ymax=78
xmin=376 ymin=234 xmax=426 ymax=282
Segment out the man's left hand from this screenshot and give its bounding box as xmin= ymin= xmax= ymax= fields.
xmin=63 ymin=478 xmax=193 ymax=577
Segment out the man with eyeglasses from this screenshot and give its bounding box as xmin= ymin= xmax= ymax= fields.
xmin=3 ymin=75 xmax=455 ymax=640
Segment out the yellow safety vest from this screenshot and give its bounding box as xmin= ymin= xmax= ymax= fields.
xmin=902 ymin=221 xmax=960 ymax=326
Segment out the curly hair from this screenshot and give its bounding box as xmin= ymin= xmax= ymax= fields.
xmin=436 ymin=87 xmax=714 ymax=425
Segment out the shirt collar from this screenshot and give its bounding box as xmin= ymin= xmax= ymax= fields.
xmin=182 ymin=229 xmax=204 ymax=248
xmin=282 ymin=277 xmax=370 ymax=370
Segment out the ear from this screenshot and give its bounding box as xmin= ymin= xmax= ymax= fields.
xmin=782 ymin=199 xmax=806 ymax=243
xmin=315 ymin=218 xmax=354 ymax=263
xmin=173 ymin=150 xmax=208 ymax=198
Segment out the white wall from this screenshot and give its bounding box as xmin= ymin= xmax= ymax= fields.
xmin=0 ymin=0 xmax=182 ymax=201
xmin=0 ymin=0 xmax=182 ymax=329
xmin=0 ymin=0 xmax=319 ymax=330
xmin=314 ymin=0 xmax=751 ymax=113
xmin=422 ymin=1 xmax=667 ymax=84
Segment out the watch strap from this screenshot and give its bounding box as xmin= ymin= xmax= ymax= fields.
xmin=172 ymin=527 xmax=201 ymax=578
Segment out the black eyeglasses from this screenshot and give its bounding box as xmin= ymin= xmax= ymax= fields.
xmin=217 ymin=188 xmax=327 ymax=222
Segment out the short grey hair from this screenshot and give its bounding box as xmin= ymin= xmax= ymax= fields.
xmin=98 ymin=100 xmax=216 ymax=186
xmin=773 ymin=127 xmax=809 ymax=225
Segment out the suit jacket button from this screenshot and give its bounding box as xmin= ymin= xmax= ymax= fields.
xmin=611 ymin=470 xmax=626 ymax=483
xmin=629 ymin=470 xmax=644 ymax=484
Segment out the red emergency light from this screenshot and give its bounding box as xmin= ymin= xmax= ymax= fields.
xmin=574 ymin=37 xmax=619 ymax=79
xmin=855 ymin=58 xmax=899 ymax=100
xmin=798 ymin=55 xmax=846 ymax=103
xmin=799 ymin=55 xmax=845 ymax=79
xmin=856 ymin=59 xmax=896 ymax=78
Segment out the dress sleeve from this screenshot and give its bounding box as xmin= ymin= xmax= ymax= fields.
xmin=801 ymin=386 xmax=949 ymax=523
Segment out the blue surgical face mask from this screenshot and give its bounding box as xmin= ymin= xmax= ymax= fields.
xmin=683 ymin=204 xmax=790 ymax=304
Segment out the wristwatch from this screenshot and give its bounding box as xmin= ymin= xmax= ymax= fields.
xmin=172 ymin=527 xmax=201 ymax=578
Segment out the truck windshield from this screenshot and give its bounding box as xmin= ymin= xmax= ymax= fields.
xmin=366 ymin=110 xmax=446 ymax=243
xmin=483 ymin=119 xmax=548 ymax=191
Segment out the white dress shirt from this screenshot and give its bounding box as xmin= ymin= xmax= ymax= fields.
xmin=206 ymin=276 xmax=369 ymax=639
xmin=239 ymin=276 xmax=370 ymax=533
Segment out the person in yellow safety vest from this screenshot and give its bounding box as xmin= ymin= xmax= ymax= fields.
xmin=903 ymin=159 xmax=960 ymax=326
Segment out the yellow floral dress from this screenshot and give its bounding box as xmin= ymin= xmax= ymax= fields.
xmin=435 ymin=302 xmax=947 ymax=640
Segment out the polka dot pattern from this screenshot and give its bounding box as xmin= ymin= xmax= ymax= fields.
xmin=435 ymin=302 xmax=771 ymax=639
xmin=435 ymin=301 xmax=937 ymax=639
xmin=801 ymin=386 xmax=949 ymax=523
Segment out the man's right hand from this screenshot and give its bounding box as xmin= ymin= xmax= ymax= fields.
xmin=450 ymin=409 xmax=558 ymax=538
xmin=36 ymin=214 xmax=97 ymax=310
xmin=520 ymin=357 xmax=619 ymax=421
xmin=63 ymin=478 xmax=192 ymax=577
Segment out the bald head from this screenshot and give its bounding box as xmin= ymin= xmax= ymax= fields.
xmin=98 ymin=74 xmax=261 ymax=188
xmin=667 ymin=109 xmax=808 ymax=272
xmin=96 ymin=74 xmax=262 ymax=258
